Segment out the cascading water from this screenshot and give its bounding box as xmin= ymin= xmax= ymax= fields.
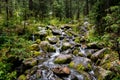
xmin=28 ymin=23 xmax=98 ymax=80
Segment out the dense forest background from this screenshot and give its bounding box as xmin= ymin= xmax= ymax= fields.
xmin=0 ymin=0 xmax=120 ymax=80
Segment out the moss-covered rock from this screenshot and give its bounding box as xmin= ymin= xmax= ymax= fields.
xmin=18 ymin=74 xmax=26 ymax=80
xmin=33 ymin=51 xmax=41 ymax=57
xmin=61 ymin=42 xmax=72 ymax=51
xmin=69 ymin=57 xmax=92 ymax=71
xmin=35 ymin=39 xmax=41 ymax=44
xmin=29 ymin=44 xmax=39 ymax=51
xmin=73 ymin=49 xmax=79 ymax=55
xmin=94 ymin=66 xmax=112 ymax=80
xmin=23 ymin=58 xmax=38 ymax=67
xmin=74 ymin=37 xmax=80 ymax=43
xmin=54 ymin=54 xmax=72 ymax=64
xmin=47 ymin=36 xmax=58 ymax=44
xmin=40 ymin=41 xmax=56 ymax=52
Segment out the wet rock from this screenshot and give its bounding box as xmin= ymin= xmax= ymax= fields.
xmin=40 ymin=41 xmax=56 ymax=52
xmin=36 ymin=70 xmax=41 ymax=79
xmin=47 ymin=36 xmax=58 ymax=44
xmin=52 ymin=66 xmax=70 ymax=75
xmin=91 ymin=48 xmax=107 ymax=61
xmin=30 ymin=44 xmax=39 ymax=51
xmin=61 ymin=42 xmax=72 ymax=51
xmin=18 ymin=74 xmax=26 ymax=80
xmin=23 ymin=58 xmax=38 ymax=67
xmin=54 ymin=54 xmax=72 ymax=64
xmin=52 ymin=29 xmax=62 ymax=35
xmin=94 ymin=66 xmax=112 ymax=80
xmin=69 ymin=57 xmax=92 ymax=71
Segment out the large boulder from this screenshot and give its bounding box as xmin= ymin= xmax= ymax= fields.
xmin=69 ymin=57 xmax=92 ymax=71
xmin=54 ymin=54 xmax=72 ymax=64
xmin=40 ymin=41 xmax=56 ymax=52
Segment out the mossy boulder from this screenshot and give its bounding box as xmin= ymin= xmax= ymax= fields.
xmin=23 ymin=58 xmax=38 ymax=67
xmin=54 ymin=54 xmax=72 ymax=64
xmin=61 ymin=42 xmax=72 ymax=51
xmin=18 ymin=74 xmax=26 ymax=80
xmin=40 ymin=41 xmax=56 ymax=52
xmin=47 ymin=36 xmax=58 ymax=44
xmin=35 ymin=39 xmax=41 ymax=44
xmin=30 ymin=44 xmax=39 ymax=51
xmin=69 ymin=57 xmax=92 ymax=71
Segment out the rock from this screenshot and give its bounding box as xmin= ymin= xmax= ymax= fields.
xmin=69 ymin=57 xmax=92 ymax=71
xmin=35 ymin=39 xmax=41 ymax=44
xmin=73 ymin=49 xmax=79 ymax=55
xmin=74 ymin=37 xmax=81 ymax=43
xmin=52 ymin=66 xmax=70 ymax=75
xmin=91 ymin=48 xmax=107 ymax=61
xmin=102 ymin=60 xmax=120 ymax=74
xmin=52 ymin=29 xmax=62 ymax=35
xmin=61 ymin=25 xmax=71 ymax=30
xmin=23 ymin=58 xmax=38 ymax=67
xmin=87 ymin=42 xmax=104 ymax=49
xmin=94 ymin=66 xmax=112 ymax=80
xmin=61 ymin=42 xmax=72 ymax=51
xmin=40 ymin=41 xmax=56 ymax=52
xmin=46 ymin=25 xmax=55 ymax=30
xmin=36 ymin=70 xmax=41 ymax=79
xmin=25 ymin=66 xmax=38 ymax=75
xmin=33 ymin=51 xmax=41 ymax=57
xmin=30 ymin=44 xmax=39 ymax=51
xmin=18 ymin=74 xmax=26 ymax=80
xmin=47 ymin=36 xmax=58 ymax=44
xmin=54 ymin=54 xmax=72 ymax=64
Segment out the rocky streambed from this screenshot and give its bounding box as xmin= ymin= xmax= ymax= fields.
xmin=17 ymin=23 xmax=120 ymax=80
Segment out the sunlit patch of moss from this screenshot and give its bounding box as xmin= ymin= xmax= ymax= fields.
xmin=73 ymin=49 xmax=79 ymax=55
xmin=75 ymin=37 xmax=80 ymax=43
xmin=33 ymin=51 xmax=41 ymax=57
xmin=69 ymin=61 xmax=75 ymax=68
xmin=18 ymin=74 xmax=26 ymax=80
xmin=35 ymin=39 xmax=41 ymax=44
xmin=76 ymin=64 xmax=85 ymax=71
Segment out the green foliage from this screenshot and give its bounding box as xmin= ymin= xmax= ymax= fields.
xmin=0 ymin=62 xmax=16 ymax=80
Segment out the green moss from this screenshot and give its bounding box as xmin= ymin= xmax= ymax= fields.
xmin=75 ymin=37 xmax=80 ymax=43
xmin=33 ymin=51 xmax=41 ymax=57
xmin=73 ymin=49 xmax=79 ymax=55
xmin=54 ymin=58 xmax=66 ymax=64
xmin=18 ymin=74 xmax=26 ymax=80
xmin=77 ymin=64 xmax=85 ymax=71
xmin=69 ymin=61 xmax=75 ymax=68
xmin=35 ymin=39 xmax=41 ymax=44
